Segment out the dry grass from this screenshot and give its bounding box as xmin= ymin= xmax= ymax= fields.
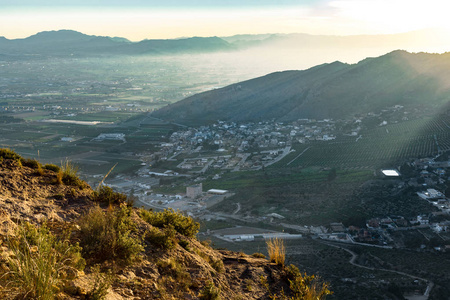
xmin=2 ymin=222 xmax=85 ymax=300
xmin=266 ymin=238 xmax=286 ymax=266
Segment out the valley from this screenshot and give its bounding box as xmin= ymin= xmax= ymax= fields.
xmin=1 ymin=36 xmax=450 ymax=299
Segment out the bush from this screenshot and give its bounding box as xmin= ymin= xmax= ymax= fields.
xmin=286 ymin=264 xmax=332 ymax=300
xmin=78 ymin=206 xmax=143 ymax=263
xmin=0 ymin=148 xmax=22 ymax=161
xmin=210 ymin=258 xmax=224 ymax=273
xmin=145 ymin=224 xmax=178 ymax=250
xmin=266 ymin=238 xmax=286 ymax=266
xmin=4 ymin=222 xmax=85 ymax=300
xmin=251 ymin=252 xmax=266 ymax=259
xmin=44 ymin=164 xmax=61 ymax=173
xmin=139 ymin=208 xmax=200 ymax=238
xmin=199 ymin=281 xmax=221 ymax=300
xmin=21 ymin=158 xmax=41 ymax=169
xmin=94 ymin=185 xmax=128 ymax=205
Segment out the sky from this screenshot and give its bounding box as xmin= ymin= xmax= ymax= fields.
xmin=2 ymin=0 xmax=450 ymax=41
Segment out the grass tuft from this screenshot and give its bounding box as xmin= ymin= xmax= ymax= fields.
xmin=3 ymin=222 xmax=85 ymax=300
xmin=266 ymin=238 xmax=286 ymax=266
xmin=60 ymin=160 xmax=84 ymax=188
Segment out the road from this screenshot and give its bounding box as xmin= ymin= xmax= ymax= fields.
xmin=318 ymin=240 xmax=434 ymax=299
xmin=286 ymin=147 xmax=310 ymax=166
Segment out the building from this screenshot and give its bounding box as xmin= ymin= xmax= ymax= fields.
xmin=381 ymin=169 xmax=401 ymax=177
xmin=207 ymin=189 xmax=228 ymax=195
xmin=186 ymin=183 xmax=202 ymax=199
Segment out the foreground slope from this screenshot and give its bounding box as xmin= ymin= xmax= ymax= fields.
xmin=153 ymin=51 xmax=450 ymax=124
xmin=0 ymin=150 xmax=330 ymax=299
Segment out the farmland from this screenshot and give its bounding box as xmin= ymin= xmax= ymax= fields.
xmin=275 ymin=115 xmax=450 ymax=169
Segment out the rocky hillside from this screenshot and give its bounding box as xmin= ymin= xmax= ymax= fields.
xmin=153 ymin=50 xmax=450 ymax=125
xmin=0 ymin=149 xmax=330 ymax=300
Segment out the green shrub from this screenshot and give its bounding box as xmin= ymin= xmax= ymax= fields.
xmin=199 ymin=281 xmax=221 ymax=300
xmin=0 ymin=148 xmax=22 ymax=161
xmin=157 ymin=258 xmax=190 ymax=281
xmin=145 ymin=224 xmax=178 ymax=250
xmin=78 ymin=206 xmax=143 ymax=263
xmin=44 ymin=164 xmax=61 ymax=173
xmin=286 ymin=264 xmax=332 ymax=300
xmin=94 ymin=185 xmax=128 ymax=205
xmin=20 ymin=158 xmax=45 ymax=175
xmin=4 ymin=222 xmax=85 ymax=300
xmin=251 ymin=252 xmax=266 ymax=259
xmin=21 ymin=158 xmax=41 ymax=169
xmin=210 ymin=258 xmax=224 ymax=273
xmin=139 ymin=208 xmax=200 ymax=238
xmin=86 ymin=265 xmax=111 ymax=300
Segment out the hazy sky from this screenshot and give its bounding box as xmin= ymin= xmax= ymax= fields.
xmin=2 ymin=0 xmax=450 ymax=40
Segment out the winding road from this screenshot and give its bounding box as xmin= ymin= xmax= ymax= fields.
xmin=318 ymin=240 xmax=434 ymax=299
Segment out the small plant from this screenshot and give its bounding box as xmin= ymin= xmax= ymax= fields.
xmin=4 ymin=222 xmax=85 ymax=300
xmin=245 ymin=279 xmax=253 ymax=292
xmin=199 ymin=281 xmax=221 ymax=300
xmin=86 ymin=265 xmax=112 ymax=300
xmin=94 ymin=185 xmax=128 ymax=205
xmin=210 ymin=258 xmax=224 ymax=273
xmin=21 ymin=158 xmax=42 ymax=171
xmin=61 ymin=159 xmax=84 ymax=188
xmin=139 ymin=208 xmax=200 ymax=238
xmin=286 ymin=264 xmax=332 ymax=300
xmin=251 ymin=252 xmax=266 ymax=259
xmin=266 ymin=238 xmax=286 ymax=266
xmin=44 ymin=164 xmax=60 ymax=173
xmin=78 ymin=206 xmax=143 ymax=263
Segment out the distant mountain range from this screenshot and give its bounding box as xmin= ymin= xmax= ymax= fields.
xmin=1 ymin=29 xmax=450 ymax=57
xmin=0 ymin=30 xmax=233 ymax=56
xmin=153 ymin=51 xmax=450 ymax=124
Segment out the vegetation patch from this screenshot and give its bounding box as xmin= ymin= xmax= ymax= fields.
xmin=266 ymin=238 xmax=286 ymax=266
xmin=144 ymin=224 xmax=178 ymax=250
xmin=78 ymin=206 xmax=143 ymax=263
xmin=199 ymin=281 xmax=221 ymax=300
xmin=93 ymin=185 xmax=128 ymax=205
xmin=139 ymin=208 xmax=200 ymax=238
xmin=1 ymin=222 xmax=85 ymax=300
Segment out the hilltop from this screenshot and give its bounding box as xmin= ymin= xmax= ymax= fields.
xmin=0 ymin=149 xmax=330 ymax=300
xmin=153 ymin=50 xmax=450 ymax=125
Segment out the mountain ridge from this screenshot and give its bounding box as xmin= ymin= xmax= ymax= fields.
xmin=152 ymin=50 xmax=450 ymax=125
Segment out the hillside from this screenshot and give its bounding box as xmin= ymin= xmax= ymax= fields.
xmin=0 ymin=149 xmax=330 ymax=300
xmin=152 ymin=50 xmax=450 ymax=125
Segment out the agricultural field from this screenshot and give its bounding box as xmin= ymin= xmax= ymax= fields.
xmin=0 ymin=111 xmax=177 ymax=181
xmin=275 ymin=116 xmax=450 ymax=169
